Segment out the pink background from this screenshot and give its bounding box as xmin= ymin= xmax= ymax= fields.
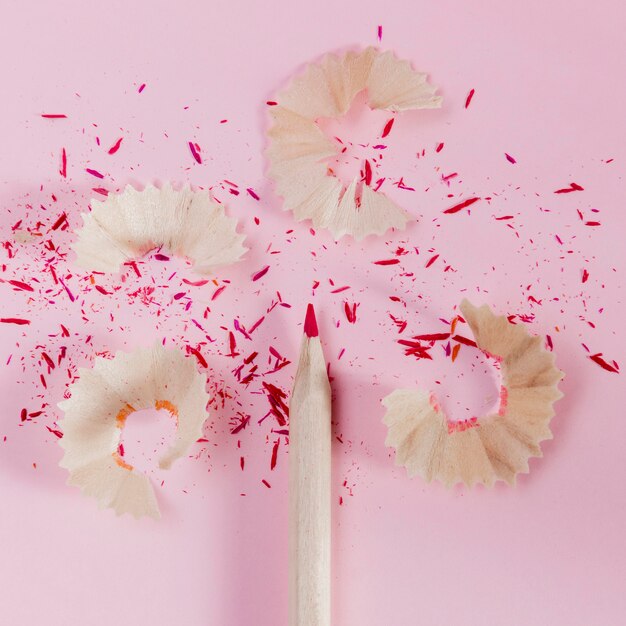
xmin=1 ymin=1 xmax=625 ymax=624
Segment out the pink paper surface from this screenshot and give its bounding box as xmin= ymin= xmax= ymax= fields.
xmin=1 ymin=1 xmax=625 ymax=624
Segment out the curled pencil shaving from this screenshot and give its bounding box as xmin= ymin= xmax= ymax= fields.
xmin=382 ymin=300 xmax=563 ymax=487
xmin=58 ymin=344 xmax=210 ymax=518
xmin=73 ymin=183 xmax=247 ymax=274
xmin=267 ymin=47 xmax=442 ymax=240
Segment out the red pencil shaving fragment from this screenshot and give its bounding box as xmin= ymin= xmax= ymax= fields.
xmin=188 ymin=141 xmax=202 ymax=164
xmin=227 ymin=332 xmax=239 ymax=357
xmin=211 ymin=285 xmax=226 ymax=300
xmin=270 ymin=440 xmax=279 ymax=470
xmin=554 ymin=182 xmax=584 ymax=194
xmin=344 ymin=302 xmax=358 ymax=324
xmin=413 ymin=333 xmax=450 ymax=341
xmin=465 ymin=88 xmax=475 ymax=108
xmin=452 ymin=334 xmax=477 ymax=348
xmin=108 ymin=137 xmax=123 ymax=155
xmin=42 ymin=352 xmax=55 ymax=370
xmin=398 ymin=339 xmax=433 ymax=360
xmin=364 ymin=159 xmax=372 ymax=186
xmin=444 ymin=197 xmax=480 ymax=214
xmin=389 ymin=314 xmax=407 ymax=334
xmin=41 ymin=114 xmax=67 ymax=119
xmin=425 ymin=254 xmax=439 ymax=268
xmin=46 ymin=426 xmax=63 ymax=439
xmin=252 ymin=265 xmax=270 ymax=282
xmin=230 ymin=414 xmax=250 ymax=435
xmin=381 ymin=118 xmax=394 ymax=138
xmin=373 ymin=258 xmax=400 ymax=266
xmin=1 ymin=318 xmax=31 ymax=325
xmin=249 ymin=316 xmax=265 ymax=334
xmin=247 ymin=188 xmax=260 ymax=200
xmin=505 ymin=153 xmax=516 ymax=164
xmin=86 ymin=168 xmax=104 ymax=179
xmin=8 ymin=280 xmax=34 ymax=292
xmin=60 ymin=148 xmax=67 ymax=178
xmin=589 ymin=353 xmax=619 ymax=374
xmin=50 ymin=212 xmax=68 ymax=231
xmin=186 ymin=346 xmax=208 ymax=369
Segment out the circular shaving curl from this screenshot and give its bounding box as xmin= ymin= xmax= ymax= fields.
xmin=382 ymin=299 xmax=564 ymax=487
xmin=58 ymin=344 xmax=210 ymax=519
xmin=73 ymin=183 xmax=247 ymax=274
xmin=267 ymin=47 xmax=442 ymax=240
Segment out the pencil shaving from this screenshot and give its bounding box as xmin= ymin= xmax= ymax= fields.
xmin=382 ymin=299 xmax=563 ymax=487
xmin=267 ymin=47 xmax=441 ymax=240
xmin=73 ymin=183 xmax=247 ymax=274
xmin=58 ymin=344 xmax=210 ymax=518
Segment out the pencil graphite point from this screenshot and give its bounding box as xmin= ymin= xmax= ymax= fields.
xmin=303 ymin=303 xmax=319 ymax=338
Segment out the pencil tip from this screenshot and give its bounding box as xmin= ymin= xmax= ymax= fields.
xmin=303 ymin=303 xmax=319 ymax=337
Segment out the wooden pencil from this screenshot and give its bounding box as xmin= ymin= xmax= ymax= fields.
xmin=289 ymin=303 xmax=332 ymax=626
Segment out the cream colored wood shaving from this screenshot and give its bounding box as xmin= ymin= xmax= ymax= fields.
xmin=382 ymin=299 xmax=563 ymax=487
xmin=58 ymin=344 xmax=210 ymax=518
xmin=267 ymin=47 xmax=442 ymax=240
xmin=72 ymin=183 xmax=247 ymax=274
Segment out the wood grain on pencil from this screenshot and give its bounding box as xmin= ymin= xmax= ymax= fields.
xmin=289 ymin=304 xmax=332 ymax=626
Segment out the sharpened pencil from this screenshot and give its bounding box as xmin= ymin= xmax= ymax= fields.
xmin=288 ymin=303 xmax=332 ymax=626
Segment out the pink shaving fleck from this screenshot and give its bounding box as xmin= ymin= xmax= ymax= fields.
xmin=447 ymin=417 xmax=479 ymax=434
xmin=498 ymin=386 xmax=509 ymax=416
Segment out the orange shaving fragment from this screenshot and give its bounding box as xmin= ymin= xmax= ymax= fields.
xmin=116 ymin=404 xmax=135 ymax=427
xmin=450 ymin=316 xmax=458 ymax=335
xmin=112 ymin=451 xmax=133 ymax=471
xmin=155 ymin=399 xmax=178 ymax=417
